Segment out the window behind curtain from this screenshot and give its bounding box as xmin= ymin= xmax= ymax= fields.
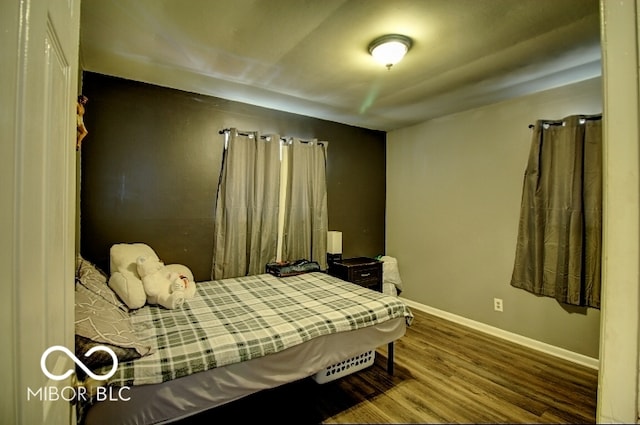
xmin=212 ymin=130 xmax=328 ymax=279
xmin=510 ymin=115 xmax=602 ymax=308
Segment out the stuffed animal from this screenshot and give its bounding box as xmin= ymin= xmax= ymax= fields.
xmin=136 ymin=255 xmax=196 ymax=309
xmin=108 ymin=243 xmax=153 ymax=310
xmin=107 ymin=243 xmax=196 ymax=310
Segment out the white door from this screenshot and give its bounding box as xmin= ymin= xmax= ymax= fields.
xmin=1 ymin=0 xmax=80 ymax=424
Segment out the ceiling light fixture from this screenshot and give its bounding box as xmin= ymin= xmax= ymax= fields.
xmin=368 ymin=34 xmax=412 ymax=70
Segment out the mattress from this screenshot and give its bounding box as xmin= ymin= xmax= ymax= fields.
xmin=80 ymin=272 xmax=413 ymax=425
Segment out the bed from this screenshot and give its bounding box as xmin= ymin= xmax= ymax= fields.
xmin=75 ymin=263 xmax=413 ymax=425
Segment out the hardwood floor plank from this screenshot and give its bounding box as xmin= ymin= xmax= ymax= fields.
xmin=181 ymin=308 xmax=598 ymax=424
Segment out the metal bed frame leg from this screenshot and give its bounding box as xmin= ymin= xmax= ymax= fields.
xmin=387 ymin=341 xmax=394 ymax=375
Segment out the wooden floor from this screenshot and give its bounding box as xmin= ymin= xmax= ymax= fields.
xmin=182 ymin=308 xmax=598 ymax=424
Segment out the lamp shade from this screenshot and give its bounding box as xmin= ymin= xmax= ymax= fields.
xmin=368 ymin=34 xmax=412 ymax=69
xmin=327 ymin=231 xmax=343 ymax=254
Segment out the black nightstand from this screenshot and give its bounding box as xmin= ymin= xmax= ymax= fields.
xmin=328 ymin=257 xmax=383 ymax=292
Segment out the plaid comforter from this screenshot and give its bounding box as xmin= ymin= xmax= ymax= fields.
xmin=103 ymin=272 xmax=413 ymax=388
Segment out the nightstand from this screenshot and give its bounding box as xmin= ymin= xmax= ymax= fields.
xmin=328 ymin=257 xmax=382 ymax=292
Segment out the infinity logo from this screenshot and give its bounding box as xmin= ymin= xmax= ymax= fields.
xmin=40 ymin=345 xmax=118 ymax=381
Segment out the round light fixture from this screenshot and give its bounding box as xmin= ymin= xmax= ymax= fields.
xmin=368 ymin=34 xmax=412 ymax=70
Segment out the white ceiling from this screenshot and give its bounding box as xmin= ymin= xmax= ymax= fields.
xmin=79 ymin=0 xmax=601 ymax=132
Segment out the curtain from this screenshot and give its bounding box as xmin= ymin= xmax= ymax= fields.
xmin=282 ymin=139 xmax=329 ymax=270
xmin=510 ymin=114 xmax=602 ymax=308
xmin=211 ymin=130 xmax=281 ymax=279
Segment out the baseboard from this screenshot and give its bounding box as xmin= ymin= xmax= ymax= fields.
xmin=399 ymin=297 xmax=600 ymax=370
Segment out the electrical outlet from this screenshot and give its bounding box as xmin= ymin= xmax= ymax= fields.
xmin=494 ymin=298 xmax=503 ymax=312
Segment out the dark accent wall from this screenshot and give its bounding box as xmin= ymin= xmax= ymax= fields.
xmin=80 ymin=72 xmax=386 ymax=281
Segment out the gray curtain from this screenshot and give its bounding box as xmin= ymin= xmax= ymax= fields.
xmin=211 ymin=130 xmax=280 ymax=279
xmin=282 ymin=139 xmax=329 ymax=270
xmin=511 ymin=114 xmax=602 ymax=308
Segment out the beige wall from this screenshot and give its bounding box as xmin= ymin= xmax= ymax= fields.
xmin=386 ymin=77 xmax=602 ymax=358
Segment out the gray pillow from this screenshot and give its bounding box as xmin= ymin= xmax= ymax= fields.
xmin=75 ymin=283 xmax=152 ymax=357
xmin=76 ymin=255 xmax=128 ymax=312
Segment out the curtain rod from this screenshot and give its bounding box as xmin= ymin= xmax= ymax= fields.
xmin=218 ymin=128 xmax=324 ymax=145
xmin=528 ymin=114 xmax=602 ymax=129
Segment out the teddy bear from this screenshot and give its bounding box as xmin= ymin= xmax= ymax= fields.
xmin=136 ymin=255 xmax=196 ymax=309
xmin=107 ymin=243 xmax=197 ymax=310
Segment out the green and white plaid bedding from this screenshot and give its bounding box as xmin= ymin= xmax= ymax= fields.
xmin=103 ymin=272 xmax=413 ymax=388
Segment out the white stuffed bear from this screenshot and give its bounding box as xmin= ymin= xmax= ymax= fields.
xmin=107 ymin=243 xmax=197 ymax=310
xmin=108 ymin=243 xmax=156 ymax=310
xmin=136 ymin=255 xmax=196 ymax=310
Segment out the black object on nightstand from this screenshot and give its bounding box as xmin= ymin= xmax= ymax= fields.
xmin=328 ymin=256 xmax=383 ymax=292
